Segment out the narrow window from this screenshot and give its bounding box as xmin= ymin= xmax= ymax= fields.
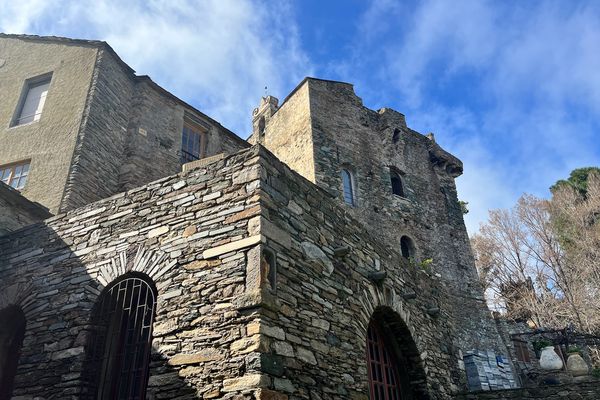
xmin=341 ymin=169 xmax=355 ymax=206
xmin=400 ymin=236 xmax=414 ymax=259
xmin=0 ymin=306 xmax=26 ymax=399
xmin=392 ymin=128 xmax=401 ymax=144
xmin=258 ymin=116 xmax=266 ymax=137
xmin=513 ymin=339 xmax=531 ymax=363
xmin=181 ymin=116 xmax=207 ymax=164
xmin=390 ymin=169 xmax=404 ymax=197
xmin=367 ymin=320 xmax=402 ymax=400
xmin=13 ymin=74 xmax=52 ymax=126
xmin=84 ymin=274 xmax=157 ymax=399
xmin=0 ymin=160 xmax=31 ymax=190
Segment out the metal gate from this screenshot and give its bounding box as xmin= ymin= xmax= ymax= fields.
xmin=86 ymin=275 xmax=156 ymax=399
xmin=367 ymin=320 xmax=404 ymax=400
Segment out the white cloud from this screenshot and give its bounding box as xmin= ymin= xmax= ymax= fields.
xmin=0 ymin=0 xmax=312 ymax=136
xmin=353 ymin=0 xmax=600 ymax=234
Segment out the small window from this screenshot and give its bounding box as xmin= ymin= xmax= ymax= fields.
xmin=390 ymin=169 xmax=405 ymax=197
xmin=341 ymin=168 xmax=355 ymax=206
xmin=0 ymin=161 xmax=31 ymax=190
xmin=513 ymin=339 xmax=531 ymax=363
xmin=181 ymin=116 xmax=207 ymax=164
xmin=258 ymin=116 xmax=266 ymax=137
xmin=400 ymin=236 xmax=415 ymax=259
xmin=13 ymin=74 xmax=52 ymax=126
xmin=392 ymin=128 xmax=401 ymax=144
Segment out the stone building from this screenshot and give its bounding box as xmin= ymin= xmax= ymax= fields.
xmin=0 ymin=34 xmax=247 ymax=214
xmin=4 ymin=34 xmax=591 ymax=400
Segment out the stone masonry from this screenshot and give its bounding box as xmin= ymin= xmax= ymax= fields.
xmin=1 ymin=145 xmax=461 ymax=399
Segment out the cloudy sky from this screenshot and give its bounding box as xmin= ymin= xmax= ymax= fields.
xmin=2 ymin=0 xmax=599 ymax=233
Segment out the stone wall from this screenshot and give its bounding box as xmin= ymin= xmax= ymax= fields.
xmin=253 ymin=145 xmax=464 ymax=399
xmin=61 ymin=46 xmax=249 ymax=212
xmin=454 ymin=379 xmax=600 ymax=400
xmin=0 ymin=147 xmax=265 ymax=399
xmin=1 ymin=145 xmax=471 ymax=399
xmin=0 ymin=182 xmax=51 ymax=236
xmin=60 ymin=45 xmax=134 ymax=212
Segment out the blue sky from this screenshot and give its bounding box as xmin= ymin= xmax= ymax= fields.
xmin=2 ymin=0 xmax=599 ymax=233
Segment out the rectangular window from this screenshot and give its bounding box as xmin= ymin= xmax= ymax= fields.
xmin=513 ymin=339 xmax=531 ymax=363
xmin=12 ymin=73 xmax=52 ymax=126
xmin=0 ymin=161 xmax=31 ymax=190
xmin=181 ymin=117 xmax=207 ymax=164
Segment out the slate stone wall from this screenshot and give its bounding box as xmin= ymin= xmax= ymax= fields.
xmin=454 ymin=379 xmax=600 ymax=400
xmin=0 ymin=182 xmax=51 ymax=236
xmin=254 ymin=146 xmax=464 ymax=399
xmin=60 ymin=46 xmax=133 ymax=212
xmin=61 ymin=48 xmax=249 ymax=213
xmin=0 ymin=147 xmax=267 ymax=399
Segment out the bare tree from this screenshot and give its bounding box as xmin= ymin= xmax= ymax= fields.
xmin=472 ymin=173 xmax=600 ymax=336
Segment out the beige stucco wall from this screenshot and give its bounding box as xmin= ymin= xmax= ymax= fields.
xmin=263 ymin=82 xmax=316 ymax=182
xmin=0 ymin=38 xmax=97 ymax=213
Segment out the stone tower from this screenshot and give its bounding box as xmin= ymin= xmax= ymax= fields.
xmin=252 ymin=77 xmax=510 ymax=369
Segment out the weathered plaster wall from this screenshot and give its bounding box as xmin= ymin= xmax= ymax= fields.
xmin=0 ymin=36 xmax=97 ymax=213
xmin=258 ymin=83 xmax=316 ymax=182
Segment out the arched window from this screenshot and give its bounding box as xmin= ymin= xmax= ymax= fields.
xmin=84 ymin=273 xmax=157 ymax=399
xmin=366 ymin=320 xmax=402 ymax=400
xmin=390 ymin=170 xmax=404 ymax=197
xmin=341 ymin=168 xmax=355 ymax=206
xmin=0 ymin=306 xmax=26 ymax=399
xmin=400 ymin=236 xmax=415 ymax=259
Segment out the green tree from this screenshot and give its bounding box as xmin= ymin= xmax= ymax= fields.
xmin=550 ymin=167 xmax=600 ymax=197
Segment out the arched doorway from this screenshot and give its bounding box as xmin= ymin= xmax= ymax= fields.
xmin=82 ymin=273 xmax=157 ymax=399
xmin=366 ymin=307 xmax=429 ymax=400
xmin=0 ymin=305 xmax=26 ymax=399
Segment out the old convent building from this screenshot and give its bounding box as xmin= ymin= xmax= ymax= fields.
xmin=1 ymin=34 xmax=596 ymax=400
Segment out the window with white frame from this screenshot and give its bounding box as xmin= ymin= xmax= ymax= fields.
xmin=0 ymin=161 xmax=30 ymax=190
xmin=12 ymin=74 xmax=52 ymax=126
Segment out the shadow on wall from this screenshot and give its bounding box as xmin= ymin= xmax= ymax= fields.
xmin=0 ymin=224 xmax=202 ymax=399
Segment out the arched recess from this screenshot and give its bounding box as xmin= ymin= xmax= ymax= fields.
xmin=0 ymin=305 xmax=26 ymax=399
xmin=82 ymin=272 xmax=157 ymax=399
xmin=400 ymin=236 xmax=416 ymax=260
xmin=367 ymin=306 xmax=429 ymax=400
